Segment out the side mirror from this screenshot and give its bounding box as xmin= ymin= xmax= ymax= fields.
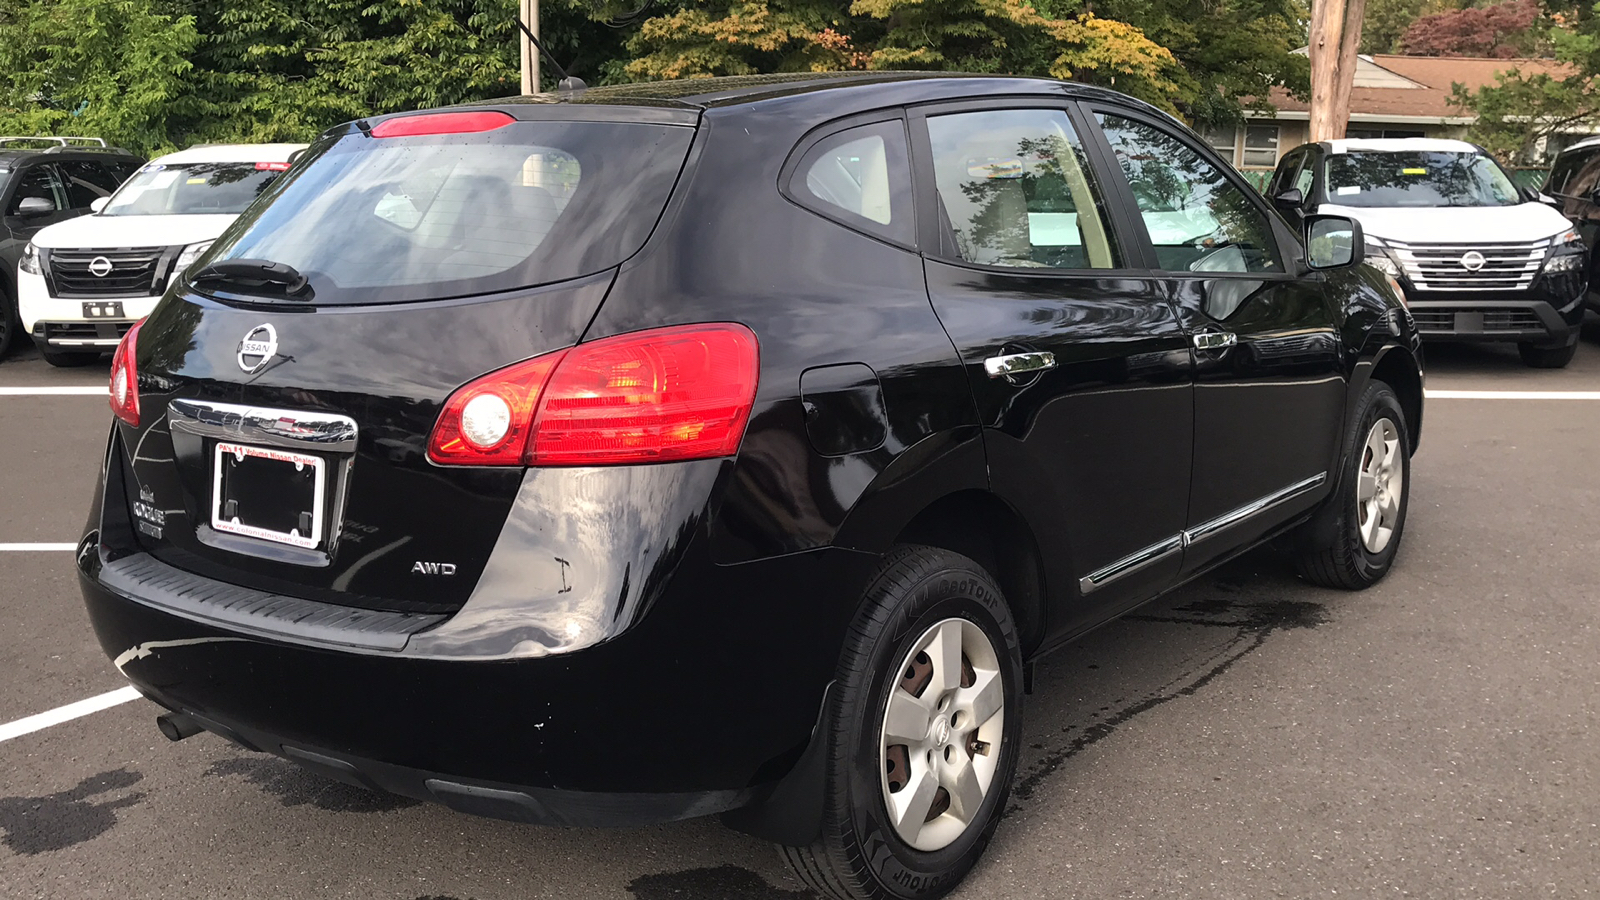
xmin=1305 ymin=214 xmax=1364 ymax=270
xmin=15 ymin=196 xmax=56 ymax=218
xmin=1272 ymin=187 xmax=1305 ymax=211
xmin=90 ymin=197 xmax=109 ymax=213
xmin=1518 ymin=184 xmax=1541 ymax=204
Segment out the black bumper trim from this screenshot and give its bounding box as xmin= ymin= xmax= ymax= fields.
xmin=1406 ymin=297 xmax=1574 ymax=342
xmin=99 ymin=551 xmax=445 ymax=651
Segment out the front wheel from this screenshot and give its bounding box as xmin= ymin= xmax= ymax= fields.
xmin=780 ymin=545 xmax=1023 ymax=900
xmin=1518 ymin=340 xmax=1577 ymax=368
xmin=1293 ymin=379 xmax=1411 ymax=589
xmin=0 ymin=288 xmax=17 ymax=359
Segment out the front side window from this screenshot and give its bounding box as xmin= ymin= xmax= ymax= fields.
xmin=6 ymin=166 xmax=64 ymax=215
xmin=103 ymin=162 xmax=288 ymax=216
xmin=926 ymin=108 xmax=1119 ymax=270
xmin=792 ymin=120 xmax=913 ymax=245
xmin=57 ymin=161 xmax=123 ymax=208
xmin=1324 ymin=151 xmax=1520 ymax=208
xmin=1095 ymin=113 xmax=1281 ymax=274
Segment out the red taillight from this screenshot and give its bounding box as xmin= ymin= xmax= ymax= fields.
xmin=427 ymin=324 xmax=760 ymax=468
xmin=109 ymin=320 xmax=143 ymax=427
xmin=370 ymin=111 xmax=515 ymax=139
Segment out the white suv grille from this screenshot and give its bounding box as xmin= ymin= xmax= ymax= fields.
xmin=1386 ymin=239 xmax=1549 ymax=292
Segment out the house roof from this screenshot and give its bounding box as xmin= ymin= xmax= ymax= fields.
xmin=1265 ymin=54 xmax=1574 ymax=123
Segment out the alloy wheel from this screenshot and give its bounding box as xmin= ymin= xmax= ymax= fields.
xmin=879 ymin=617 xmax=1005 ymax=852
xmin=1356 ymin=417 xmax=1403 ymax=553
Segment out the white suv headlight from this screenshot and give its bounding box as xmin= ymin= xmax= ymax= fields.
xmin=1543 ymin=228 xmax=1586 ymax=274
xmin=1362 ymin=238 xmax=1399 ymax=277
xmin=169 ymin=240 xmax=215 ymax=285
xmin=19 ymin=242 xmax=41 ymax=275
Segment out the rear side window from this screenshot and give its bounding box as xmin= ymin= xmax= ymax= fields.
xmin=791 ymin=120 xmax=913 ymax=246
xmin=205 ymin=121 xmax=694 ymax=304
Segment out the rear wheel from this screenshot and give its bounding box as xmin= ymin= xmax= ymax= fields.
xmin=39 ymin=344 xmax=100 ymax=367
xmin=1518 ymin=340 xmax=1577 ymax=368
xmin=780 ymin=545 xmax=1022 ymax=900
xmin=1294 ymin=379 xmax=1411 ymax=589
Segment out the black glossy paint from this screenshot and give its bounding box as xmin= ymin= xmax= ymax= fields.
xmin=81 ymin=73 xmax=1422 ymax=833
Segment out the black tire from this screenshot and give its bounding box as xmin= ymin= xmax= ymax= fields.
xmin=0 ymin=287 xmax=17 ymax=360
xmin=39 ymin=344 xmax=100 ymax=367
xmin=780 ymin=545 xmax=1023 ymax=900
xmin=1518 ymin=340 xmax=1577 ymax=368
xmin=1293 ymin=379 xmax=1411 ymax=590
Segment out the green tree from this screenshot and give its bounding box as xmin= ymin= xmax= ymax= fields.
xmin=1360 ymin=0 xmax=1432 ymax=53
xmin=1457 ymin=3 xmax=1596 ymax=161
xmin=0 ymin=0 xmax=200 ymax=152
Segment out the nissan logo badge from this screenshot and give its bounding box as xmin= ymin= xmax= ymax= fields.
xmin=237 ymin=323 xmax=278 ymax=374
xmin=1459 ymin=250 xmax=1487 ymax=273
xmin=89 ymin=256 xmax=114 ymax=277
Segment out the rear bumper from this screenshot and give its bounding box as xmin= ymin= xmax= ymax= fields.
xmin=1406 ymin=289 xmax=1584 ymax=345
xmin=17 ymin=268 xmax=158 ymax=347
xmin=78 ymin=528 xmax=874 ymax=826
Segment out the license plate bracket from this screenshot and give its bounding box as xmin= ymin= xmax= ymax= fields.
xmin=211 ymin=442 xmax=326 ymax=549
xmin=82 ymin=301 xmax=125 ymax=319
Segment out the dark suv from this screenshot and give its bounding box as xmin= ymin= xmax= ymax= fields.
xmin=80 ymin=74 xmax=1422 ymax=900
xmin=0 ymin=137 xmax=143 ymax=358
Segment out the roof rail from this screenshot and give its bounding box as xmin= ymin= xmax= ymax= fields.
xmin=0 ymin=136 xmax=109 ymax=148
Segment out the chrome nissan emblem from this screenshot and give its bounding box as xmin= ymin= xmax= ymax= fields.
xmin=1459 ymin=250 xmax=1487 ymax=272
xmin=89 ymin=256 xmax=113 ymax=277
xmin=236 ymin=324 xmax=278 ymax=374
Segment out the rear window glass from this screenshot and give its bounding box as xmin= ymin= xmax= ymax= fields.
xmin=103 ymin=163 xmax=285 ymax=216
xmin=200 ymin=121 xmax=694 ymax=304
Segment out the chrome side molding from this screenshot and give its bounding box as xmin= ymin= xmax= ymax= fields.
xmin=1079 ymin=472 xmax=1327 ymax=594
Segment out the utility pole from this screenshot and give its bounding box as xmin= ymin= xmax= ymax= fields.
xmin=1309 ymin=0 xmax=1368 ymax=141
xmin=520 ymin=0 xmax=540 ymax=95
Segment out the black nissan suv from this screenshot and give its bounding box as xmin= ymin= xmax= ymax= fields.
xmin=80 ymin=74 xmax=1423 ymax=900
xmin=0 ymin=138 xmax=143 ymax=358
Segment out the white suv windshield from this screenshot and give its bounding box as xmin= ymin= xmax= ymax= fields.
xmin=1325 ymin=151 xmax=1520 ymax=208
xmin=103 ymin=162 xmax=286 ymax=216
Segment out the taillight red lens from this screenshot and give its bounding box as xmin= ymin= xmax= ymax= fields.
xmin=427 ymin=351 xmax=567 ymax=465
xmin=427 ymin=324 xmax=760 ymax=468
xmin=109 ymin=320 xmax=143 ymax=427
xmin=370 ymin=111 xmax=515 ymax=139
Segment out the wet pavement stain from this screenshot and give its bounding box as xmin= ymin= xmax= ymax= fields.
xmin=0 ymin=768 xmax=145 ymax=855
xmin=627 ymin=865 xmax=817 ymax=899
xmin=1010 ymin=595 xmax=1327 ymax=803
xmin=206 ymin=756 xmax=421 ymax=813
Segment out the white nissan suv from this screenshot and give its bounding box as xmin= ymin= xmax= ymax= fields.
xmin=17 ymin=143 xmax=305 ymax=366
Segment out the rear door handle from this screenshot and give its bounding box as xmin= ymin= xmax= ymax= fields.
xmin=1193 ymin=332 xmax=1237 ymax=351
xmin=984 ymin=351 xmax=1057 ymax=380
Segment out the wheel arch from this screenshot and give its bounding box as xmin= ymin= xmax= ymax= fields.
xmin=1369 ymin=343 xmax=1423 ymax=454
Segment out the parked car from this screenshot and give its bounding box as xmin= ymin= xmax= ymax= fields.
xmin=16 ymin=142 xmax=305 ymax=366
xmin=1541 ymin=135 xmax=1600 ymax=314
xmin=0 ymin=137 xmax=144 ymax=359
xmin=1268 ymin=137 xmax=1587 ymax=368
xmin=79 ymin=74 xmax=1422 ymax=900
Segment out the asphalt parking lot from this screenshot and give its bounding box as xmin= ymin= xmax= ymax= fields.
xmin=3 ymin=326 xmax=1600 ymax=900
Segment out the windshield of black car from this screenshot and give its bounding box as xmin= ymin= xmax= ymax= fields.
xmin=198 ymin=120 xmax=695 ymax=305
xmin=102 ymin=163 xmax=286 ymax=216
xmin=1325 ymin=151 xmax=1520 ymax=208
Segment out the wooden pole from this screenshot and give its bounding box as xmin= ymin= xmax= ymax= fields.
xmin=1309 ymin=0 xmax=1367 ymax=141
xmin=519 ymin=0 xmax=540 ymax=95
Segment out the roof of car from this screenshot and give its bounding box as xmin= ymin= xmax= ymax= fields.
xmin=1556 ymin=134 xmax=1600 ymax=157
xmin=1323 ymin=137 xmax=1483 ymax=154
xmin=145 ymin=143 xmax=310 ymax=166
xmin=0 ymin=147 xmax=137 ymax=167
xmin=463 ymin=71 xmax=1149 ymax=115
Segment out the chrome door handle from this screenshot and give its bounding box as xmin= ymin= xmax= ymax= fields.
xmin=984 ymin=351 xmax=1057 ymax=380
xmin=1193 ymin=331 xmax=1237 ymax=351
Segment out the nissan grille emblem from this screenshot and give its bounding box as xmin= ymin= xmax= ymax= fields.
xmin=1459 ymin=250 xmax=1487 ymax=273
xmin=237 ymin=324 xmax=278 ymax=374
xmin=89 ymin=256 xmax=114 ymax=278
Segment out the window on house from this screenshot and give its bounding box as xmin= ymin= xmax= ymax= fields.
xmin=1242 ymin=125 xmax=1280 ymax=168
xmin=1200 ymin=127 xmax=1238 ymax=164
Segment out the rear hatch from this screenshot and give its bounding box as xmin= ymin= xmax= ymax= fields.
xmin=116 ymin=109 xmax=697 ymax=613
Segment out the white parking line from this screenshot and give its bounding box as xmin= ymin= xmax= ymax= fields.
xmin=0 ymin=386 xmax=105 ymax=396
xmin=0 ymin=686 xmax=142 ymax=744
xmin=1425 ymin=390 xmax=1600 ymax=400
xmin=0 ymin=543 xmax=78 ymax=551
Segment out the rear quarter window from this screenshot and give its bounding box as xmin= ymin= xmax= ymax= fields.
xmin=787 ymin=120 xmax=914 ymax=247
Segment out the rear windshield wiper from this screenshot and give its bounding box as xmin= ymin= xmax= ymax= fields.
xmin=191 ymin=258 xmax=311 ymax=299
